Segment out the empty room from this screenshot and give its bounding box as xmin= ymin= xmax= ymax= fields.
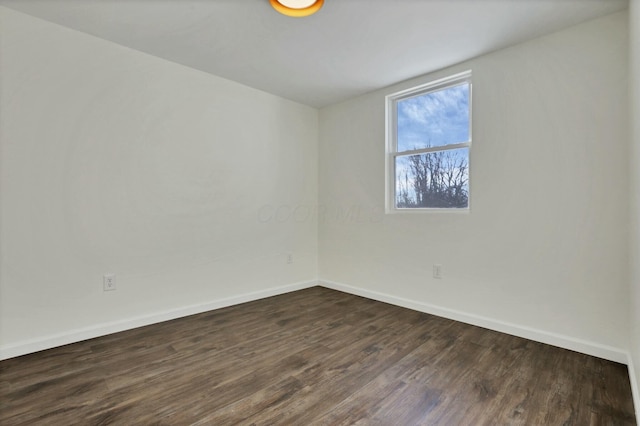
xmin=1 ymin=0 xmax=639 ymax=424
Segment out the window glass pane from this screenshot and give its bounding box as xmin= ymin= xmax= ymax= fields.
xmin=395 ymin=148 xmax=469 ymax=208
xmin=397 ymin=83 xmax=469 ymax=152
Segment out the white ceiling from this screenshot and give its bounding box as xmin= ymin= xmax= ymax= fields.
xmin=0 ymin=0 xmax=628 ymax=108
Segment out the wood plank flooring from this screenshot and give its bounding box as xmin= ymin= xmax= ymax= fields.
xmin=0 ymin=286 xmax=636 ymax=425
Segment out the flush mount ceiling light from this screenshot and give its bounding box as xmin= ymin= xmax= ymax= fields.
xmin=270 ymin=0 xmax=324 ymax=17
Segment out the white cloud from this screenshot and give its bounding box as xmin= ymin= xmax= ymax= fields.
xmin=397 ymin=83 xmax=469 ymax=151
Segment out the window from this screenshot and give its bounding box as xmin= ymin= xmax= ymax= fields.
xmin=386 ymin=71 xmax=472 ymax=211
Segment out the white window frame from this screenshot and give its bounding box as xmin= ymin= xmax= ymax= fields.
xmin=385 ymin=70 xmax=472 ymax=213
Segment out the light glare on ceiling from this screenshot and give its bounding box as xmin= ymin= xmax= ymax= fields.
xmin=270 ymin=0 xmax=324 ymax=17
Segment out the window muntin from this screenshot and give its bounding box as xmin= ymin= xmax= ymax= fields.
xmin=386 ymin=71 xmax=472 ymax=211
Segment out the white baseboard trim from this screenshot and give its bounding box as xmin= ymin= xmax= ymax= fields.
xmin=628 ymin=353 xmax=640 ymax=425
xmin=319 ymin=279 xmax=629 ymax=364
xmin=0 ymin=280 xmax=317 ymax=361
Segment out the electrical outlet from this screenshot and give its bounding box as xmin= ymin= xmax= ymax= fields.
xmin=433 ymin=264 xmax=443 ymax=279
xmin=286 ymin=253 xmax=294 ymax=264
xmin=103 ymin=274 xmax=116 ymax=291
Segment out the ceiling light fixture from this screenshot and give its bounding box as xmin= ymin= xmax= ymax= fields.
xmin=270 ymin=0 xmax=324 ymax=17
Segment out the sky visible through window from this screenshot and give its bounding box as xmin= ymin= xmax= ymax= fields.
xmin=397 ymin=83 xmax=469 ymax=152
xmin=395 ymin=83 xmax=470 ymax=209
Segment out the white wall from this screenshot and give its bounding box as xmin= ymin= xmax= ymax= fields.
xmin=319 ymin=12 xmax=630 ymax=360
xmin=0 ymin=7 xmax=318 ymax=358
xmin=629 ymin=0 xmax=640 ymax=417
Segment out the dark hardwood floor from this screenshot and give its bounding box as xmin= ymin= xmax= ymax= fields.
xmin=0 ymin=286 xmax=636 ymax=425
